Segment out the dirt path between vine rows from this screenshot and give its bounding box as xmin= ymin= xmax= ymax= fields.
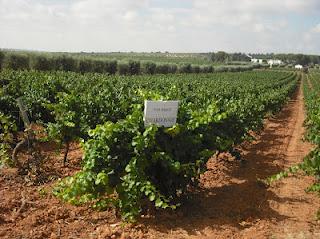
xmin=140 ymin=81 xmax=320 ymax=238
xmin=306 ymin=74 xmax=314 ymax=91
xmin=0 ymin=81 xmax=319 ymax=239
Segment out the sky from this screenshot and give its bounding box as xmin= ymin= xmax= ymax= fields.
xmin=0 ymin=0 xmax=320 ymax=54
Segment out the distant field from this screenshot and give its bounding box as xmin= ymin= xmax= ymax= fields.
xmin=1 ymin=50 xmax=254 ymax=66
xmin=70 ymin=52 xmax=213 ymax=65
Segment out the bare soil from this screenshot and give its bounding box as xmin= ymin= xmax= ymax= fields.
xmin=0 ymin=82 xmax=319 ymax=239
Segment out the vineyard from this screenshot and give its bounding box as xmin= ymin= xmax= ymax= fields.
xmin=266 ymin=71 xmax=320 ymax=200
xmin=296 ymin=71 xmax=320 ymax=196
xmin=0 ymin=69 xmax=319 ymax=238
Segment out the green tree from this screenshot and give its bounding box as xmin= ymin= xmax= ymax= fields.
xmin=5 ymin=54 xmax=30 ymax=70
xmin=32 ymin=55 xmax=54 ymax=71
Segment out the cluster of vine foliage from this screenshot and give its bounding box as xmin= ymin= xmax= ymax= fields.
xmin=0 ymin=113 xmax=17 ymax=166
xmin=302 ymin=72 xmax=320 ymax=193
xmin=0 ymin=69 xmax=297 ymax=220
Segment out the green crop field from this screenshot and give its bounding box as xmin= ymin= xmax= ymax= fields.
xmin=0 ymin=69 xmax=298 ymax=220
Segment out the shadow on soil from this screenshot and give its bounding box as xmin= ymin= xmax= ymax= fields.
xmin=140 ymin=90 xmax=301 ymax=235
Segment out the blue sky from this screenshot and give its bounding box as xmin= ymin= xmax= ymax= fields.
xmin=0 ymin=0 xmax=319 ymax=54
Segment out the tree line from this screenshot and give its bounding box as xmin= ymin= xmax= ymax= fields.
xmin=0 ymin=51 xmax=261 ymax=75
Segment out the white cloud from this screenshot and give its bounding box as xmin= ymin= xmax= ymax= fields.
xmin=299 ymin=23 xmax=320 ymax=53
xmin=0 ymin=0 xmax=319 ymax=54
xmin=122 ymin=11 xmax=138 ymax=22
xmin=193 ymin=0 xmax=320 ymax=14
xmin=311 ymin=23 xmax=320 ymax=33
xmin=189 ymin=0 xmax=313 ymax=31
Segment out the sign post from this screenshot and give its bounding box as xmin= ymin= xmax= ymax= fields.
xmin=16 ymin=97 xmax=30 ymax=128
xmin=144 ymin=100 xmax=179 ymax=127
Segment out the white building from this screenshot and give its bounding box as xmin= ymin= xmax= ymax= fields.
xmin=267 ymin=59 xmax=283 ymax=66
xmin=251 ymin=58 xmax=264 ymax=64
xmin=295 ymin=64 xmax=303 ymax=69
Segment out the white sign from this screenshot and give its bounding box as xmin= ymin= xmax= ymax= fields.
xmin=144 ymin=100 xmax=179 ymax=127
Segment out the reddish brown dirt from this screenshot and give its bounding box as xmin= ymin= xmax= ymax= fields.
xmin=1 ymin=81 xmax=319 ymax=239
